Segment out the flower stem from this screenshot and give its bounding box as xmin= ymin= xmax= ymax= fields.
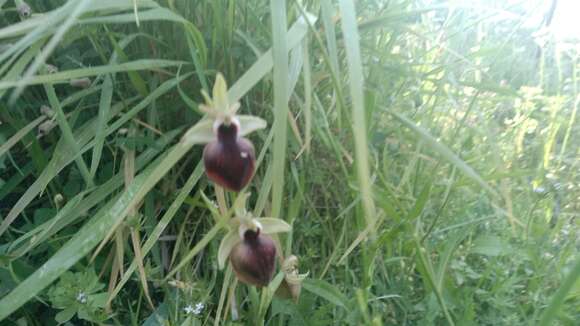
xmin=215 ymin=185 xmax=228 ymax=216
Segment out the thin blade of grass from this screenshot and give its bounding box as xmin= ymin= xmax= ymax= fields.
xmin=0 ymin=0 xmax=158 ymax=39
xmin=78 ymin=7 xmax=187 ymax=25
xmin=213 ymin=266 xmax=233 ymax=326
xmin=388 ymin=110 xmax=497 ymax=196
xmin=537 ymin=257 xmax=580 ymax=326
xmin=107 ymin=162 xmax=204 ymax=304
xmin=164 ymin=221 xmax=225 ymax=281
xmin=339 ymin=0 xmax=376 ymax=231
xmin=0 ymin=59 xmax=186 ymax=90
xmin=301 ymin=35 xmax=312 ymax=154
xmin=0 ymin=116 xmax=45 ymax=159
xmin=0 ymin=118 xmax=217 ymax=320
xmin=11 ymin=0 xmax=93 ymax=102
xmin=321 ymin=0 xmax=340 ymax=77
xmin=44 ymin=83 xmax=93 ymax=186
xmin=413 ymin=236 xmax=455 ymax=326
xmin=184 ymin=24 xmax=209 ymax=93
xmin=8 ymin=130 xmax=180 ymax=258
xmin=269 ymin=0 xmax=289 ymax=219
xmin=227 ymin=11 xmax=317 ymax=104
xmin=90 ymin=75 xmax=114 ymax=178
xmin=0 ymin=73 xmax=190 ymax=238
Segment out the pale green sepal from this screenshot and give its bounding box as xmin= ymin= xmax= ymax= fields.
xmin=212 ymin=73 xmax=229 ymax=114
xmin=218 ymin=229 xmax=240 ymax=269
xmin=237 ymin=115 xmax=267 ymax=137
xmin=257 ymin=218 xmax=291 ymax=234
xmin=181 ymin=118 xmax=214 ymax=145
xmin=233 ymin=192 xmax=251 ymax=217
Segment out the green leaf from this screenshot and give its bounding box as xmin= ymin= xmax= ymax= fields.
xmin=107 ymin=162 xmax=204 ymax=304
xmin=269 ymin=0 xmax=290 ymax=220
xmin=78 ymin=7 xmax=187 ymax=25
xmin=0 ymin=59 xmax=186 ymax=90
xmin=0 ymin=116 xmax=45 ymax=161
xmin=0 ymin=117 xmax=211 ymax=320
xmin=339 ymin=0 xmax=376 ymax=230
xmin=88 ymin=293 xmax=108 ymax=308
xmin=54 ymin=306 xmax=77 ymax=324
xmin=0 ymin=73 xmax=190 ymax=238
xmin=226 ymin=10 xmax=317 ymax=104
xmin=388 ymin=111 xmax=497 ymax=197
xmin=302 ymin=279 xmax=347 ymax=308
xmin=89 ymin=74 xmax=113 ymax=178
xmin=538 ymin=257 xmax=580 ymax=326
xmin=470 ymin=235 xmax=511 ymax=257
xmin=0 ymin=0 xmax=159 ymax=39
xmin=8 ymin=131 xmax=178 ymax=259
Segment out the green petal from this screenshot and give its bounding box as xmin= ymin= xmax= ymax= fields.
xmin=217 ymin=229 xmax=240 ymax=269
xmin=182 ymin=118 xmax=214 ymax=145
xmin=213 ymin=73 xmax=229 ymax=113
xmin=257 ymin=218 xmax=291 ymax=234
xmin=238 ymin=115 xmax=267 ymax=137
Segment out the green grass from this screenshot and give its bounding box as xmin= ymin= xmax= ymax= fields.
xmin=0 ymin=0 xmax=579 ymax=325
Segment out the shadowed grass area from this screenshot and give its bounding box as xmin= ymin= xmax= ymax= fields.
xmin=0 ymin=0 xmax=578 ymax=325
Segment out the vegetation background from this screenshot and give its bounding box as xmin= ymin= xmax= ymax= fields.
xmin=0 ymin=0 xmax=578 ymax=325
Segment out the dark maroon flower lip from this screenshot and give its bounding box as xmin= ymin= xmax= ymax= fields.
xmin=229 ymin=231 xmax=276 ymax=287
xmin=203 ymin=120 xmax=256 ymax=192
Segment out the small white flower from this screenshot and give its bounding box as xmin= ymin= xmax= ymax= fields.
xmin=184 ymin=304 xmax=194 ymax=315
xmin=533 ymin=186 xmax=546 ymax=194
xmin=193 ymin=302 xmax=205 ymax=315
xmin=184 ymin=302 xmax=204 ymax=315
xmin=76 ymin=291 xmax=87 ymax=304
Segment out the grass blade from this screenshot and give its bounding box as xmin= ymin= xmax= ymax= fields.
xmin=0 ymin=59 xmax=186 ymax=90
xmin=0 ymin=73 xmax=190 ymax=238
xmin=269 ymin=0 xmax=289 ymax=219
xmin=44 ymin=83 xmax=93 ymax=186
xmin=0 ymin=116 xmax=45 ymax=159
xmin=107 ymin=162 xmax=204 ymax=303
xmin=11 ymin=0 xmax=93 ymax=101
xmin=90 ymin=75 xmax=113 ymax=178
xmin=227 ymin=11 xmax=316 ymax=104
xmin=388 ymin=111 xmax=497 ymax=196
xmin=537 ymin=257 xmax=580 ymax=326
xmin=338 ymin=0 xmax=376 ymax=230
xmin=0 ymin=117 xmax=217 ymax=320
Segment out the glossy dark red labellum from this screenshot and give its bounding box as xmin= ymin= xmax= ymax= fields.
xmin=229 ymin=230 xmax=276 ymax=287
xmin=203 ymin=123 xmax=255 ymax=192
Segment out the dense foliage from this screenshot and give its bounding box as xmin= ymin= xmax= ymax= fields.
xmin=0 ymin=0 xmax=578 ymax=325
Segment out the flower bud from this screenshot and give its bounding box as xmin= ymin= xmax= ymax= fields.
xmin=229 ymin=228 xmax=276 ymax=287
xmin=44 ymin=64 xmax=58 ymax=74
xmin=275 ymin=255 xmax=307 ymax=303
xmin=17 ymin=1 xmax=32 ymax=18
xmin=38 ymin=119 xmax=56 ymax=137
xmin=203 ymin=119 xmax=255 ymax=192
xmin=54 ymin=193 xmax=64 ymax=209
xmin=69 ymin=77 xmax=91 ymax=88
xmin=40 ymin=105 xmax=54 ymax=118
